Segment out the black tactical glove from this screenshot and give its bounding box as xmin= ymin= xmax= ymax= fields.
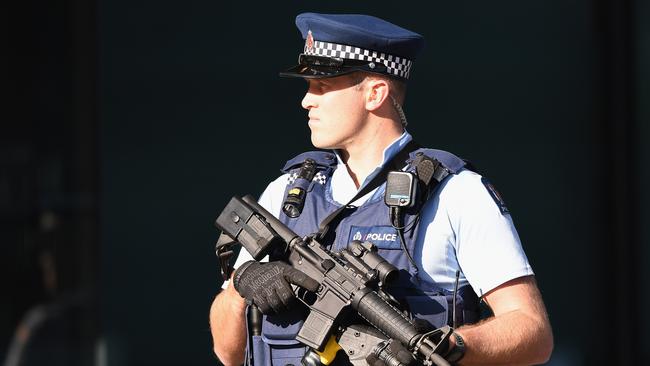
xmin=366 ymin=340 xmax=417 ymax=366
xmin=232 ymin=260 xmax=320 ymax=314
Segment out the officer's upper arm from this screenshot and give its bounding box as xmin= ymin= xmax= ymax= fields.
xmin=444 ymin=170 xmax=534 ymax=297
xmin=257 ymin=173 xmax=290 ymax=218
xmin=482 ymin=275 xmax=545 ymax=317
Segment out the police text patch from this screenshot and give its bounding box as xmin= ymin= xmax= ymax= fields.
xmin=348 ymin=226 xmax=400 ymax=249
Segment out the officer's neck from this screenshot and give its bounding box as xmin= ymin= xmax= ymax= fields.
xmin=339 ymin=119 xmax=403 ymax=189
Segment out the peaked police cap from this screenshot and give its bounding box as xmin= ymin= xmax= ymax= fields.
xmin=279 ymin=13 xmax=425 ymax=80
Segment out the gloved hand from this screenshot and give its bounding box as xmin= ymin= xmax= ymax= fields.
xmin=366 ymin=340 xmax=417 ymax=366
xmin=232 ymin=260 xmax=320 ymax=314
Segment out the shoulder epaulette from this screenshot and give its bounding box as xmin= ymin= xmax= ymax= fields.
xmin=409 ymin=148 xmax=467 ymax=174
xmin=281 ymin=151 xmax=338 ymax=173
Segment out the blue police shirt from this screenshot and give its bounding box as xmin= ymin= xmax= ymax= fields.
xmin=227 ymin=131 xmax=534 ymax=297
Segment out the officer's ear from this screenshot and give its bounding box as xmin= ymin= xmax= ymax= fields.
xmin=364 ymin=78 xmax=390 ymax=112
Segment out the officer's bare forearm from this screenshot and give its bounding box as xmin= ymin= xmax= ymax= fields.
xmin=453 ymin=276 xmax=553 ymax=365
xmin=210 ymin=281 xmax=247 ymax=366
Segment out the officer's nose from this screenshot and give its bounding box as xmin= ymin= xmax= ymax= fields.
xmin=301 ymin=89 xmax=317 ymax=110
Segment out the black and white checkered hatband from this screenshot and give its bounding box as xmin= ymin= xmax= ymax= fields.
xmin=303 ymin=37 xmax=413 ymax=79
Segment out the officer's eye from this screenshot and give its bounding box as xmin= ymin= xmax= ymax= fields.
xmin=306 ymin=80 xmax=328 ymax=94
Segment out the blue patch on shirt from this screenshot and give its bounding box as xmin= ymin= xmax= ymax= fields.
xmin=481 ymin=177 xmax=509 ymax=215
xmin=349 ymin=225 xmax=400 ymax=249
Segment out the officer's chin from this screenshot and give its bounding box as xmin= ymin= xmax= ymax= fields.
xmin=310 ymin=136 xmax=326 ymax=149
xmin=309 ymin=134 xmax=332 ymax=150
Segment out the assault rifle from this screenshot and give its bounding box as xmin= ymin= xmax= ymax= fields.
xmin=215 ymin=195 xmax=452 ymax=366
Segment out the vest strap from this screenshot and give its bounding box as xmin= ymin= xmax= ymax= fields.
xmin=316 ymin=140 xmax=421 ymax=240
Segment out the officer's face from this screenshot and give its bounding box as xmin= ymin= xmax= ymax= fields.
xmin=301 ymin=74 xmax=368 ymax=150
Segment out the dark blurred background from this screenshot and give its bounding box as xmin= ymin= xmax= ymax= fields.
xmin=2 ymin=0 xmax=648 ymax=365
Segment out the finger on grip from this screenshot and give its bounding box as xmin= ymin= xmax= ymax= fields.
xmin=285 ymin=268 xmax=320 ymax=292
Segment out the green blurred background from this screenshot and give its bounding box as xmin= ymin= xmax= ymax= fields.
xmin=2 ymin=1 xmax=648 ymax=365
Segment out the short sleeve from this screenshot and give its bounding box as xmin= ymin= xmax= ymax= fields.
xmin=444 ymin=170 xmax=534 ymax=296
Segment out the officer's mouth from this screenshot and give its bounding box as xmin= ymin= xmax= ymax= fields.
xmin=308 ymin=114 xmax=319 ymax=124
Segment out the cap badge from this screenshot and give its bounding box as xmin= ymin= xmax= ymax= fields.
xmin=305 ymin=30 xmax=314 ymax=53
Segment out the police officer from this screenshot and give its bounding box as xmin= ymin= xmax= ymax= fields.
xmin=210 ymin=13 xmax=553 ymax=366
